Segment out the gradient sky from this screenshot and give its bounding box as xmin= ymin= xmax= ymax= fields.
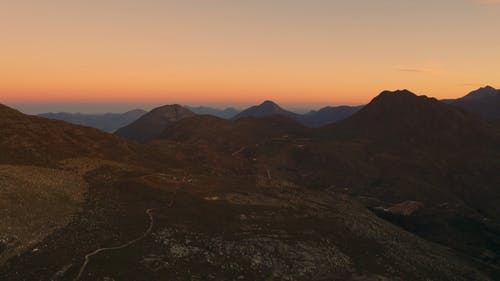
xmin=1 ymin=0 xmax=500 ymax=113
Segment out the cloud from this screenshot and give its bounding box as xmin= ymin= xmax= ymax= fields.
xmin=397 ymin=67 xmax=445 ymax=75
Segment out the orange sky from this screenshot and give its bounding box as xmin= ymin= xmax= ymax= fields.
xmin=1 ymin=0 xmax=500 ymax=111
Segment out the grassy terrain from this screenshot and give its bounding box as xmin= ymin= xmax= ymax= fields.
xmin=0 ymin=165 xmax=87 ymax=264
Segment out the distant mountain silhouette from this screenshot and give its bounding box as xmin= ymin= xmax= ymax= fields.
xmin=115 ymin=104 xmax=195 ymax=143
xmin=323 ymin=89 xmax=491 ymax=146
xmin=232 ymin=100 xmax=303 ymax=121
xmin=232 ymin=100 xmax=362 ymax=127
xmin=0 ymin=104 xmax=135 ymax=165
xmin=39 ymin=109 xmax=146 ymax=132
xmin=184 ymin=106 xmax=240 ymax=119
xmin=447 ymin=86 xmax=500 ymax=121
xmin=303 ymin=105 xmax=363 ymax=127
xmin=461 ymin=86 xmax=498 ymax=100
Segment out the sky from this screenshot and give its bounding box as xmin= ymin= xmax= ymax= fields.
xmin=1 ymin=0 xmax=499 ymax=113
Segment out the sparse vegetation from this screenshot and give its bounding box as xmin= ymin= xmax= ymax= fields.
xmin=0 ymin=165 xmax=87 ymax=264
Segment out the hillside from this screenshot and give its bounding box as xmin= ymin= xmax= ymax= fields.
xmin=322 ymin=90 xmax=492 ymax=146
xmin=39 ymin=109 xmax=146 ymax=133
xmin=115 ymin=104 xmax=195 ymax=143
xmin=0 ymin=165 xmax=87 ymax=264
xmin=1 ymin=164 xmax=495 ymax=281
xmin=161 ymin=114 xmax=308 ymax=149
xmin=0 ymin=104 xmax=136 ymax=165
xmin=249 ymin=91 xmax=500 ymax=268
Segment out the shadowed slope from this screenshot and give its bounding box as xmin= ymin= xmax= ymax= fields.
xmin=115 ymin=105 xmax=195 ymax=143
xmin=0 ymin=104 xmax=136 ymax=165
xmin=161 ymin=114 xmax=308 ymax=149
xmin=321 ymin=90 xmax=493 ymax=146
xmin=303 ymin=105 xmax=363 ymax=127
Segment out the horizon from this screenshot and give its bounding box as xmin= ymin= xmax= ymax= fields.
xmin=2 ymin=0 xmax=500 ymax=111
xmin=3 ymin=85 xmax=494 ymax=115
xmin=4 ymin=100 xmax=358 ymax=115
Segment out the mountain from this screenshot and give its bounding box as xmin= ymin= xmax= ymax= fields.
xmin=0 ymin=104 xmax=136 ymax=165
xmin=232 ymin=100 xmax=362 ymax=128
xmin=232 ymin=100 xmax=303 ymax=121
xmin=184 ymin=106 xmax=240 ymax=119
xmin=303 ymin=105 xmax=363 ymax=127
xmin=323 ymin=89 xmax=491 ymax=146
xmin=447 ymin=86 xmax=500 ymax=121
xmin=461 ymin=86 xmax=498 ymax=100
xmin=279 ymin=91 xmax=500 ymax=268
xmin=115 ymin=104 xmax=195 ymax=143
xmin=38 ymin=109 xmax=147 ymax=132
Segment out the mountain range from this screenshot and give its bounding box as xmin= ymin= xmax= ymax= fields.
xmin=2 ymin=87 xmax=500 ymax=280
xmin=38 ymin=86 xmax=500 ymax=136
xmin=231 ymin=100 xmax=362 ymax=127
xmin=184 ymin=105 xmax=240 ymax=119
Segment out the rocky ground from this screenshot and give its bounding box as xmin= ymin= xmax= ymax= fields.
xmin=1 ymin=163 xmax=496 ymax=281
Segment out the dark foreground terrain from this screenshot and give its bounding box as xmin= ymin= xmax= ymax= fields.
xmin=1 ymin=89 xmax=500 ymax=280
xmin=1 ymin=164 xmax=495 ymax=281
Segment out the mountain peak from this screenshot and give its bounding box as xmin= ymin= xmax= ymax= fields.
xmin=232 ymin=100 xmax=299 ymax=121
xmin=257 ymin=100 xmax=281 ymax=110
xmin=115 ymin=104 xmax=195 ymax=143
xmin=378 ymin=89 xmax=416 ymax=98
xmin=151 ymin=104 xmax=185 ymax=113
xmin=260 ymin=100 xmax=279 ymax=106
xmin=462 ymin=86 xmax=498 ymax=100
xmin=371 ymin=89 xmax=424 ymax=107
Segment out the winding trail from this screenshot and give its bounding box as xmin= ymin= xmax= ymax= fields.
xmin=73 ymin=190 xmax=176 ymax=281
xmin=73 ymin=209 xmax=154 ymax=281
xmin=231 ymin=146 xmax=247 ymax=158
